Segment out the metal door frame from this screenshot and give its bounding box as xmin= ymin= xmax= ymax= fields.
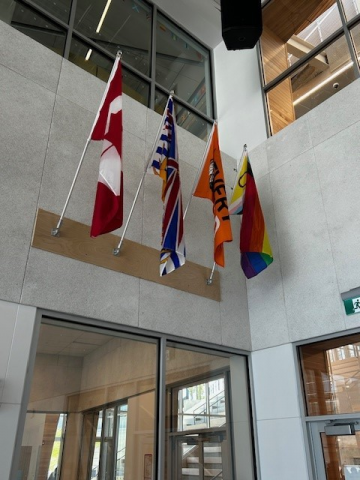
xmin=308 ymin=417 xmax=360 ymax=480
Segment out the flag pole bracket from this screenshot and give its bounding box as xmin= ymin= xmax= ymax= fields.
xmin=51 ymin=226 xmax=61 ymax=237
xmin=206 ymin=262 xmax=216 ymax=285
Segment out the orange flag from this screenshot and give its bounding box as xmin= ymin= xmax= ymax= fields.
xmin=193 ymin=125 xmax=233 ymax=267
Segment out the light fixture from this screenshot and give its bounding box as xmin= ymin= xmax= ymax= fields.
xmin=293 ymin=61 xmax=354 ymax=106
xmin=96 ymin=0 xmax=112 ymax=33
xmin=85 ymin=48 xmax=92 ymax=61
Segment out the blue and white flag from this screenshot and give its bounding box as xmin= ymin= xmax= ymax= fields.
xmin=149 ymin=98 xmax=186 ymax=276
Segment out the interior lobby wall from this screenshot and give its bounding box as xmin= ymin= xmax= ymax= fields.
xmin=213 ymin=41 xmax=268 ymax=159
xmin=248 ymin=77 xmax=360 ymax=480
xmin=246 ymin=78 xmax=360 ymax=351
xmin=0 ymin=20 xmax=250 ymax=352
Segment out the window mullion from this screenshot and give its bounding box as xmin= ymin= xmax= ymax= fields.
xmin=336 ymin=0 xmax=360 ymax=78
xmin=149 ymin=4 xmax=157 ymax=110
xmin=63 ymin=0 xmax=77 ymax=60
xmin=264 ymin=26 xmax=345 ymax=93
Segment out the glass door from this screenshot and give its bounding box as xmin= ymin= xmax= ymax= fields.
xmin=309 ymin=419 xmax=360 ymax=479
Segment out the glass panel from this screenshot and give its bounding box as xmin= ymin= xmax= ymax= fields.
xmin=203 ymin=439 xmax=224 ymax=479
xmin=156 ymin=13 xmax=212 ymax=117
xmin=15 ymin=323 xmax=157 ymax=480
xmin=18 ymin=413 xmax=66 ymax=480
xmin=165 ymin=345 xmax=233 ymax=480
xmin=69 ymin=38 xmax=150 ymax=106
xmin=267 ymin=35 xmax=355 ymax=135
xmin=321 ymin=432 xmax=360 ymax=479
xmin=262 ymin=0 xmax=342 ymax=84
xmin=155 ymin=89 xmax=212 ymax=141
xmin=174 ymin=434 xmax=226 ymax=480
xmin=91 ymin=442 xmax=101 ymax=479
xmin=0 ymin=1 xmax=66 ymax=56
xmin=300 ymin=333 xmax=360 ymax=416
xmin=341 ymin=0 xmax=360 ymax=21
xmin=74 ymin=0 xmax=152 ymax=76
xmin=176 ymin=377 xmax=226 ymax=432
xmin=351 ymin=23 xmax=360 ymax=62
xmin=24 ymin=0 xmax=72 ymax=23
xmin=116 ymin=406 xmax=127 ymax=480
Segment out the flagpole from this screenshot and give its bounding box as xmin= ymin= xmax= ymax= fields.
xmin=183 ymin=120 xmax=216 ymax=220
xmin=206 ymin=143 xmax=247 ymax=285
xmin=181 ymin=120 xmax=216 ymax=283
xmin=113 ymin=92 xmax=174 ymax=256
xmin=231 ymin=144 xmax=247 ymax=192
xmin=51 ymin=51 xmax=122 ymax=237
xmin=184 ymin=120 xmax=216 ymax=285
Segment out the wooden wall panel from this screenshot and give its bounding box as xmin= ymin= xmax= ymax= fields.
xmin=31 ymin=209 xmax=220 ymax=302
xmin=263 ymin=0 xmax=336 ymax=42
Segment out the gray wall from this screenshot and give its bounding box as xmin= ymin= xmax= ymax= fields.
xmin=0 ymin=21 xmax=250 ymax=351
xmin=247 ymin=79 xmax=360 ymax=350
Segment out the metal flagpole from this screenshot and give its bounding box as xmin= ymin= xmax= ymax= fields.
xmin=180 ymin=120 xmax=216 ymax=283
xmin=183 ymin=120 xmax=216 ymax=220
xmin=206 ymin=144 xmax=247 ymax=285
xmin=113 ymin=92 xmax=174 ymax=256
xmin=51 ymin=51 xmax=122 ymax=237
xmin=206 ymin=262 xmax=217 ymax=285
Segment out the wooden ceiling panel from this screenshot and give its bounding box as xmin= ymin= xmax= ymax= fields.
xmin=263 ymin=0 xmax=336 ymax=42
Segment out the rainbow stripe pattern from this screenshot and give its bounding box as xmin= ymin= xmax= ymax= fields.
xmin=229 ymin=151 xmax=273 ymax=279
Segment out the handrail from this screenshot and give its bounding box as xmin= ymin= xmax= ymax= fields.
xmin=192 ymin=391 xmax=225 ymax=415
xmin=210 ymin=470 xmax=223 ymax=480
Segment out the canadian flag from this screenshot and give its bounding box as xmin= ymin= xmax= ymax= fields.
xmin=90 ymin=55 xmax=123 ymax=237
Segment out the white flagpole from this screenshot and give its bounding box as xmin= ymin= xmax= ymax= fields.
xmin=207 ymin=143 xmax=248 ymax=285
xmin=113 ymin=92 xmax=174 ymax=256
xmin=51 ymin=51 xmax=122 ymax=237
xmin=183 ymin=120 xmax=216 ymax=220
xmin=180 ymin=120 xmax=216 ymax=284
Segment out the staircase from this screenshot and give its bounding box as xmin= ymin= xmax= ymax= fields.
xmin=181 ymin=445 xmax=223 ymax=480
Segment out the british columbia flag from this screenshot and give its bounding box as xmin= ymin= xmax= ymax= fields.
xmin=149 ymin=98 xmax=186 ymax=276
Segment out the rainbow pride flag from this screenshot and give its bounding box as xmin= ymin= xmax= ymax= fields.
xmin=229 ymin=149 xmax=273 ymax=279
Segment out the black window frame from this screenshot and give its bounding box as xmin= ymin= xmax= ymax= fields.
xmin=2 ymin=0 xmax=215 ymax=140
xmin=259 ymin=0 xmax=360 ymax=136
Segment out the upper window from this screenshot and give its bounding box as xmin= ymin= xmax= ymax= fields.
xmin=155 ymin=13 xmax=213 ymax=118
xmin=0 ymin=0 xmax=213 ymax=140
xmin=299 ymin=333 xmax=360 ymax=416
xmin=0 ymin=1 xmax=66 ymax=55
xmin=74 ymin=0 xmax=152 ymax=76
xmin=260 ymin=0 xmax=360 ymax=135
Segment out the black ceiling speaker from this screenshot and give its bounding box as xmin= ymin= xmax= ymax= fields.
xmin=220 ymin=0 xmax=263 ymax=50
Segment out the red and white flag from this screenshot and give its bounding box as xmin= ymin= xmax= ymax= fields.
xmin=90 ymin=55 xmax=123 ymax=237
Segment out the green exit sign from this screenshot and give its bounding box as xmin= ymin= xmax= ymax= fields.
xmin=343 ymin=296 xmax=360 ymax=316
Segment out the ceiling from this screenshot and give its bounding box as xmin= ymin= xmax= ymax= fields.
xmin=37 ymin=323 xmax=112 ymax=357
xmin=152 ymin=0 xmax=268 ymax=49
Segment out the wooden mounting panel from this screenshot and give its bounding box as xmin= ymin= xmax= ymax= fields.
xmin=32 ymin=209 xmax=221 ymax=302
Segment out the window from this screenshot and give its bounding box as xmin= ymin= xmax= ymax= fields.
xmin=299 ymin=333 xmax=360 ymax=416
xmin=15 ymin=320 xmax=254 ymax=480
xmin=16 ymin=322 xmax=157 ymax=480
xmin=164 ymin=344 xmax=254 ymax=480
xmin=0 ymin=1 xmax=66 ymax=55
xmin=0 ymin=0 xmax=214 ymax=140
xmin=260 ymin=0 xmax=360 ymax=135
